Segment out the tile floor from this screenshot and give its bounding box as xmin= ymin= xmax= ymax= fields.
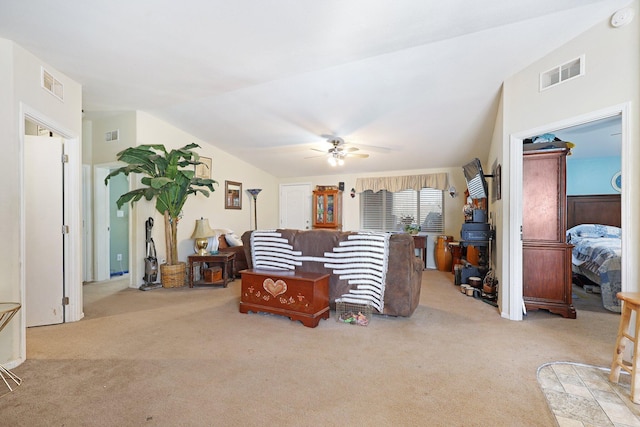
xmin=538 ymin=362 xmax=640 ymax=426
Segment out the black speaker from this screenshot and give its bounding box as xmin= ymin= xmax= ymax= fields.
xmin=338 ymin=182 xmax=344 ymax=191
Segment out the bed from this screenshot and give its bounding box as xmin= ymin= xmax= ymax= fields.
xmin=566 ymin=194 xmax=622 ymax=313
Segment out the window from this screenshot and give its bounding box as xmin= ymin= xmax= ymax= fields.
xmin=360 ymin=188 xmax=444 ymax=233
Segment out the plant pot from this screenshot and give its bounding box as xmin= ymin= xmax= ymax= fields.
xmin=160 ymin=262 xmax=186 ymax=288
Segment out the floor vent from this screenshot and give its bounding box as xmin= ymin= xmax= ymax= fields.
xmin=540 ymin=55 xmax=584 ymax=91
xmin=41 ymin=67 xmax=64 ymax=100
xmin=105 ymin=129 xmax=119 ymax=142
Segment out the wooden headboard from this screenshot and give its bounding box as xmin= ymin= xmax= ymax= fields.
xmin=567 ymin=194 xmax=621 ymax=230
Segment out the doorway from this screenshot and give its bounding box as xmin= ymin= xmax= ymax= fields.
xmin=93 ymin=163 xmax=130 ymax=282
xmin=21 ymin=109 xmax=83 ymax=327
xmin=508 ymin=103 xmax=631 ymax=321
xmin=279 ymin=183 xmax=312 ymax=230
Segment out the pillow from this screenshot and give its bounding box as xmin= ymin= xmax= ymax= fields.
xmin=207 ymin=236 xmax=219 ymax=252
xmin=225 ymin=233 xmax=243 ymax=247
xmin=566 ymin=224 xmax=621 ymax=242
xmin=214 ymin=228 xmax=233 ymax=237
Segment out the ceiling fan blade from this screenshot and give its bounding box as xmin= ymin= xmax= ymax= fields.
xmin=346 ymin=153 xmax=369 ymax=158
xmin=310 ymin=148 xmax=326 ymax=153
xmin=304 ymin=154 xmax=327 ymax=159
xmin=344 ymin=146 xmax=359 ymax=152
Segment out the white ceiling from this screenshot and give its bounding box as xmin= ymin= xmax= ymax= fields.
xmin=0 ymin=0 xmax=630 ymax=177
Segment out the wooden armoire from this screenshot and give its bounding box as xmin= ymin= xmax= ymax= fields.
xmin=522 ymin=148 xmax=576 ymax=318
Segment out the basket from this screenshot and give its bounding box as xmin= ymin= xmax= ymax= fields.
xmin=336 ymin=301 xmax=372 ymax=326
xmin=160 ymin=262 xmax=186 ymax=288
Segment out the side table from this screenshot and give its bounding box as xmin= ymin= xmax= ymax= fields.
xmin=412 ymin=235 xmax=427 ymax=270
xmin=0 ymin=302 xmax=22 ymax=396
xmin=188 ymin=253 xmax=235 ymax=288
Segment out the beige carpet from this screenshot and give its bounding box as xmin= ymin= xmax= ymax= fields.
xmin=1 ymin=270 xmax=621 ymax=426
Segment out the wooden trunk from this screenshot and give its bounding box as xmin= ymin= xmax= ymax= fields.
xmin=240 ymin=269 xmax=330 ymax=328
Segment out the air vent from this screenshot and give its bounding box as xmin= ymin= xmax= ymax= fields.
xmin=105 ymin=130 xmax=119 ymax=142
xmin=540 ymin=55 xmax=585 ymax=91
xmin=41 ymin=67 xmax=64 ymax=100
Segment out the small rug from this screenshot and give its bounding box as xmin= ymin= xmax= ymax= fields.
xmin=537 ymin=362 xmax=640 ymax=426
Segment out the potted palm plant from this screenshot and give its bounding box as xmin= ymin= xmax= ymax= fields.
xmin=105 ymin=143 xmax=217 ymax=287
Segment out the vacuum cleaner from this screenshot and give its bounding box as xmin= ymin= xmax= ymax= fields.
xmin=139 ymin=217 xmax=162 ymax=291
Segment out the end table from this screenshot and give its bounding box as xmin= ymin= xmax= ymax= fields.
xmin=188 ymin=252 xmax=235 ymax=288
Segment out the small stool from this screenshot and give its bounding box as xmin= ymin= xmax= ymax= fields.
xmin=609 ymin=292 xmax=640 ymax=403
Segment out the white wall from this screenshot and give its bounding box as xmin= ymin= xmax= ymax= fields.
xmin=0 ymin=39 xmax=82 ymax=366
xmin=278 ymin=166 xmax=467 ymax=237
xmin=488 ymin=2 xmax=640 ymax=318
xmin=112 ymin=111 xmax=281 ymax=287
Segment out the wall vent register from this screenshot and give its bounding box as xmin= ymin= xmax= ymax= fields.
xmin=105 ymin=129 xmax=119 ymax=142
xmin=41 ymin=67 xmax=64 ymax=101
xmin=540 ymin=55 xmax=584 ymax=91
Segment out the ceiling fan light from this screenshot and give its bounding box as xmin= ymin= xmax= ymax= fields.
xmin=338 ymin=158 xmax=344 ymax=166
xmin=328 ymin=156 xmax=337 ymax=166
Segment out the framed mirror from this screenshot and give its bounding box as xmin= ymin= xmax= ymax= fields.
xmin=225 ymin=181 xmax=242 ymax=209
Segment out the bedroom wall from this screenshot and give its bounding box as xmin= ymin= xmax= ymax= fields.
xmin=566 ymin=156 xmax=621 ymax=195
xmin=488 ymin=1 xmax=640 ymax=318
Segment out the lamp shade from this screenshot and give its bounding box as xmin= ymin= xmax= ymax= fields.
xmin=191 ymin=218 xmax=216 ymax=239
xmin=247 ymin=188 xmax=262 ymax=198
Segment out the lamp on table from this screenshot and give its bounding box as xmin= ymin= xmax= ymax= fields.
xmin=191 ymin=218 xmax=216 ymax=255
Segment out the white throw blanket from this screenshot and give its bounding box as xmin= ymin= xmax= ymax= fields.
xmin=329 ymin=232 xmax=389 ymax=312
xmin=250 ymin=230 xmax=390 ymax=312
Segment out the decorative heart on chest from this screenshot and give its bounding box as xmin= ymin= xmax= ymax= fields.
xmin=263 ymin=278 xmax=287 ymax=298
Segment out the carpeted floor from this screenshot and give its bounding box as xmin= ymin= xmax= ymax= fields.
xmin=0 ymin=270 xmax=624 ymax=426
xmin=538 ymin=362 xmax=640 ymax=426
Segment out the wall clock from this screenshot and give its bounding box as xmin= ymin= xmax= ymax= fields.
xmin=611 ymin=171 xmax=621 ymax=192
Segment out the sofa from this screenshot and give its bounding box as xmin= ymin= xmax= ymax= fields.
xmin=241 ymin=229 xmax=422 ymax=317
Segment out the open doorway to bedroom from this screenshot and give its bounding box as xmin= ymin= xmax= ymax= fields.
xmin=521 ymin=113 xmax=622 ymax=317
xmin=554 ymin=115 xmax=622 ymax=315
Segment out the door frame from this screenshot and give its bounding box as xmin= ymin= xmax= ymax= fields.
xmin=19 ymin=104 xmax=83 ymax=344
xmin=507 ymin=102 xmax=631 ymax=320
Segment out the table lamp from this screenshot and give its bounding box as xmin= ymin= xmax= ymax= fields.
xmin=191 ymin=218 xmax=216 ymax=255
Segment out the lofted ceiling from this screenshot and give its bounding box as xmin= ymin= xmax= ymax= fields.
xmin=0 ymin=0 xmax=630 ymax=177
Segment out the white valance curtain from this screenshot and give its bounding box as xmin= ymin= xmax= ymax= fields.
xmin=355 ymin=173 xmax=448 ymax=193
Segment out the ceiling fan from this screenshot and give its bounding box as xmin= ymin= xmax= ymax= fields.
xmin=306 ymin=137 xmax=369 ymax=166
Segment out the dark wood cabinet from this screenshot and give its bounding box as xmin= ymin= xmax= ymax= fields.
xmin=522 ymin=148 xmax=575 ymax=318
xmin=312 ymin=189 xmax=342 ymax=230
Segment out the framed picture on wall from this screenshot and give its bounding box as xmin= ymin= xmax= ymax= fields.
xmin=225 ymin=181 xmax=242 ymax=209
xmin=611 ymin=171 xmax=621 ymax=192
xmin=195 ymin=157 xmax=212 ymax=179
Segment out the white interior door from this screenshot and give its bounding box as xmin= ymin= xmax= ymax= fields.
xmin=280 ymin=183 xmax=312 ymax=230
xmin=82 ymin=164 xmax=93 ymax=282
xmin=25 ymin=135 xmax=64 ymax=327
xmin=93 ymin=165 xmax=111 ymax=281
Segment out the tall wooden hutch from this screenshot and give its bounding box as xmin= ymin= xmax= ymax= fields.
xmin=312 ymin=187 xmax=342 ymax=230
xmin=522 ymin=148 xmax=575 ymax=318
